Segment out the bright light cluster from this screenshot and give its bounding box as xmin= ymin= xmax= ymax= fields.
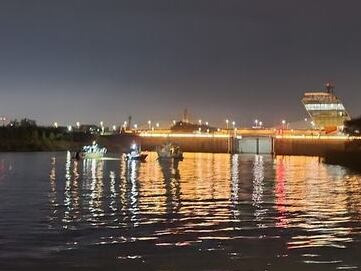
xmin=139 ymin=132 xmax=242 ymax=139
xmin=304 ymin=103 xmax=345 ymax=111
xmin=275 ymin=135 xmax=361 ymax=140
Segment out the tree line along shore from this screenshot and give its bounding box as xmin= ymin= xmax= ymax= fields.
xmin=0 ymin=126 xmax=95 ymax=152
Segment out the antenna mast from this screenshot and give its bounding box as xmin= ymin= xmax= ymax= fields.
xmin=325 ymin=81 xmax=335 ymax=93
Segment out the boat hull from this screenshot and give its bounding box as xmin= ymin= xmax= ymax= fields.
xmin=126 ymin=153 xmax=148 ymax=161
xmin=81 ymin=152 xmax=105 ymax=159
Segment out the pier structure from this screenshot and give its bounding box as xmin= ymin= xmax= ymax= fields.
xmin=101 ymin=126 xmax=361 ymax=156
xmin=131 ymin=128 xmax=361 ymax=156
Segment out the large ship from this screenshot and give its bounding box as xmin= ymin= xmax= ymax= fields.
xmin=302 ymin=82 xmax=350 ymax=130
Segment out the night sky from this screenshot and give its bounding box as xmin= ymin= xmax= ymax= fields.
xmin=1 ymin=0 xmax=361 ymax=127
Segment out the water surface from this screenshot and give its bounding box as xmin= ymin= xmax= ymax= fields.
xmin=0 ymin=152 xmax=361 ymax=270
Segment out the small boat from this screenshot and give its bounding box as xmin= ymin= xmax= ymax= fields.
xmin=126 ymin=143 xmax=148 ymax=161
xmin=156 ymin=143 xmax=183 ymax=160
xmin=76 ymin=141 xmax=107 ymax=159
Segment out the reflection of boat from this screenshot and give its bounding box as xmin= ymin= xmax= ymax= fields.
xmin=158 ymin=158 xmax=181 ymax=180
xmin=158 ymin=159 xmax=181 ymax=212
xmin=77 ymin=141 xmax=107 ymax=159
xmin=156 ymin=143 xmax=183 ymax=160
xmin=126 ymin=143 xmax=148 ymax=161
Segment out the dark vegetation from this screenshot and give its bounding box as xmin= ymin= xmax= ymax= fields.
xmin=0 ymin=119 xmax=94 ymax=151
xmin=344 ymin=117 xmax=361 ymax=136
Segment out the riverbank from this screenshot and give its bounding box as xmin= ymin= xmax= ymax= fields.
xmin=0 ymin=127 xmax=140 ymax=152
xmin=2 ymin=126 xmax=361 ymax=175
xmin=0 ymin=127 xmax=95 ymax=151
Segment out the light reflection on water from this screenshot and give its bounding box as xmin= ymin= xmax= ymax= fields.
xmin=274 ymin=156 xmax=359 ymax=250
xmin=0 ymin=152 xmax=361 ymax=270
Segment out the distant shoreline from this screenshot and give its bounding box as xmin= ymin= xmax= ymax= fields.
xmin=0 ymin=126 xmax=94 ymax=152
xmin=1 ymin=126 xmax=360 ymax=172
xmin=0 ymin=127 xmax=139 ymax=153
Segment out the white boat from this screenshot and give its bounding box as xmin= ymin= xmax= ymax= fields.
xmin=77 ymin=141 xmax=107 ymax=159
xmin=156 ymin=143 xmax=183 ymax=159
xmin=126 ymin=143 xmax=148 ymax=161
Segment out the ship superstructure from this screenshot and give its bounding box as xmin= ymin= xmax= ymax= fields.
xmin=302 ymin=82 xmax=350 ymax=129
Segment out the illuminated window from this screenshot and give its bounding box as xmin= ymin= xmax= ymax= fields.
xmin=304 ymin=103 xmax=345 ymax=111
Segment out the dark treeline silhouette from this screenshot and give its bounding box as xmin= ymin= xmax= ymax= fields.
xmin=8 ymin=118 xmax=37 ymax=128
xmin=344 ymin=117 xmax=361 ymax=136
xmin=0 ymin=118 xmax=94 ymax=151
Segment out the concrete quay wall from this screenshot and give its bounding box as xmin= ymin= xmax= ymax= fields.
xmin=101 ymin=133 xmax=355 ymax=156
xmin=139 ymin=136 xmax=231 ymax=153
xmin=274 ymin=138 xmax=346 ymax=156
xmin=142 ymin=136 xmax=350 ymax=156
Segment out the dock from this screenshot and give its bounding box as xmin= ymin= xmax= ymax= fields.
xmin=101 ymin=129 xmax=361 ymax=156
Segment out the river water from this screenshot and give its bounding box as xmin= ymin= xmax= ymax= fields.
xmin=0 ymin=152 xmax=361 ymax=270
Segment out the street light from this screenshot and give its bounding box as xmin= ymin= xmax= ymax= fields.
xmin=232 ymin=121 xmax=235 ymax=128
xmin=281 ymin=120 xmax=286 ymax=130
xmin=259 ymin=121 xmax=263 ymax=127
xmin=172 ymin=120 xmax=176 ymax=125
xmin=205 ymin=121 xmax=209 ymax=126
xmin=156 ymin=122 xmax=160 ymax=128
xmin=148 ymin=120 xmax=151 ymax=129
xmin=112 ymin=125 xmax=117 ymax=131
xmin=67 ymin=125 xmax=72 ymax=132
xmin=0 ymin=117 xmax=6 ymax=127
xmin=53 ymin=122 xmax=58 ymax=128
xmin=134 ymin=124 xmax=138 ymax=130
xmin=76 ymin=121 xmax=80 ymax=129
xmin=100 ymin=121 xmax=104 ymax=134
xmin=226 ymin=119 xmax=229 ymax=129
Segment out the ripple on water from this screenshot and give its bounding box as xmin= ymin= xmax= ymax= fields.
xmin=0 ymin=152 xmax=361 ymax=270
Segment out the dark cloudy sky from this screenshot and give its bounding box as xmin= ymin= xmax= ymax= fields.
xmin=1 ymin=0 xmax=361 ymax=127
